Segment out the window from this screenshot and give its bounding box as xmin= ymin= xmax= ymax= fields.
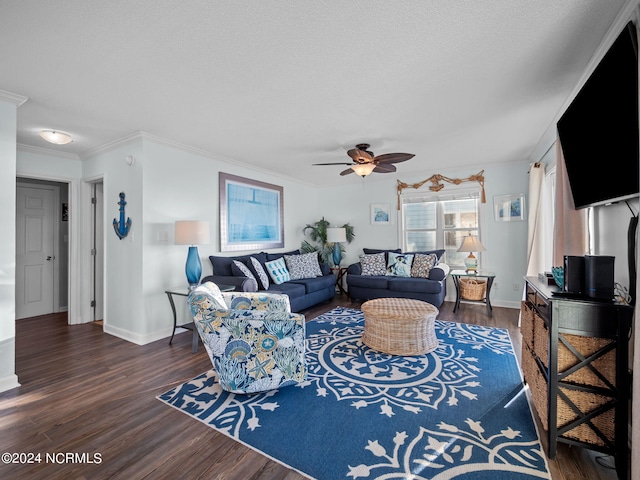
xmin=401 ymin=191 xmax=481 ymax=268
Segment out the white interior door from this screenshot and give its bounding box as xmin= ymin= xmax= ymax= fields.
xmin=93 ymin=182 xmax=104 ymax=321
xmin=16 ymin=184 xmax=56 ymax=319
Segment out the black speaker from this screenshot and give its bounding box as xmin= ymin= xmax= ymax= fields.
xmin=563 ymin=255 xmax=585 ymax=294
xmin=585 ymin=255 xmax=615 ymax=300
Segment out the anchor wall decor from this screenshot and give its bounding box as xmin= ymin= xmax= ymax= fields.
xmin=113 ymin=192 xmax=132 ymax=240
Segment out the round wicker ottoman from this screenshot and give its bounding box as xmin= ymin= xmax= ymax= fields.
xmin=361 ymin=298 xmax=439 ymax=356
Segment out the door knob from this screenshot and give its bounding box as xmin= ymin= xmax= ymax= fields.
xmin=46 ymin=256 xmax=54 ymax=261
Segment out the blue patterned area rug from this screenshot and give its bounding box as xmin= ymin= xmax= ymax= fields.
xmin=158 ymin=307 xmax=550 ymax=479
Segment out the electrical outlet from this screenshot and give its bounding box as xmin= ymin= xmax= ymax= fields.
xmin=493 ymin=282 xmax=498 ymax=291
xmin=513 ymin=282 xmax=521 ymax=291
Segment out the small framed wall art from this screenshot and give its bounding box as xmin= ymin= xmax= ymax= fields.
xmin=494 ymin=194 xmax=525 ymax=222
xmin=371 ymin=203 xmax=391 ymax=225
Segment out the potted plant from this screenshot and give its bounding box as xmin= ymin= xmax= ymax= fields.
xmin=301 ymin=217 xmax=355 ymax=265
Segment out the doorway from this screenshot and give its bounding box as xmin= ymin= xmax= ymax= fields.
xmin=15 ymin=179 xmax=68 ymax=319
xmin=91 ymin=181 xmax=105 ymax=324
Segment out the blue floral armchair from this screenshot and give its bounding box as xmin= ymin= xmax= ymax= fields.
xmin=188 ymin=282 xmax=307 ymax=394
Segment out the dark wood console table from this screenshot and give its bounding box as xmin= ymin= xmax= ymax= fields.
xmin=521 ymin=276 xmax=631 ymax=479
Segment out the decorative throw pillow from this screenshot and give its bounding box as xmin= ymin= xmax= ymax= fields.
xmin=249 ymin=256 xmax=270 ymax=290
xmin=410 ymin=253 xmax=438 ymax=278
xmin=285 ymin=252 xmax=323 ymax=280
xmin=264 ymin=257 xmax=291 ymax=284
xmin=359 ymin=253 xmax=386 ymax=276
xmin=386 ymin=252 xmax=414 ymax=277
xmin=232 ymin=260 xmax=256 ymax=282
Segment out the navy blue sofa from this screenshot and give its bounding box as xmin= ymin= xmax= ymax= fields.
xmin=346 ymin=248 xmax=450 ymax=307
xmin=202 ymin=250 xmax=336 ymax=312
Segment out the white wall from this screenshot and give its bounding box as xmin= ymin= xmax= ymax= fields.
xmin=16 ymin=148 xmax=83 ymax=320
xmin=81 ymin=139 xmax=146 ymax=342
xmin=592 ymin=199 xmax=640 ymax=295
xmin=321 ymin=162 xmax=530 ymax=308
xmin=0 ymin=99 xmax=19 ymax=391
xmin=13 ymin=135 xmax=328 ymax=349
xmin=140 ymin=139 xmax=324 ymax=337
xmin=16 ymin=147 xmax=82 ymax=179
xmin=9 ymin=132 xmax=531 ymax=365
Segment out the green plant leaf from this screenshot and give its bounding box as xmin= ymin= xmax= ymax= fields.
xmin=301 ymin=217 xmax=355 ymax=264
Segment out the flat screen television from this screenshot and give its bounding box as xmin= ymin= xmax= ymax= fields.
xmin=557 ymin=21 xmax=639 ymax=209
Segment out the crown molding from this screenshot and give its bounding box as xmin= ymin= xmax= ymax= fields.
xmin=82 ymin=130 xmax=318 ymax=187
xmin=139 ymin=131 xmax=315 ymax=186
xmin=81 ymin=131 xmax=145 ymax=160
xmin=17 ymin=143 xmax=81 ymax=160
xmin=0 ymin=89 xmax=28 ymax=107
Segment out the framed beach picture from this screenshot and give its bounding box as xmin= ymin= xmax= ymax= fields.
xmin=493 ymin=194 xmax=526 ymax=222
xmin=371 ymin=203 xmax=391 ymax=225
xmin=219 ymin=172 xmax=284 ymax=251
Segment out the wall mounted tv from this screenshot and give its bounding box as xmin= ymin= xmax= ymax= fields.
xmin=557 ymin=21 xmax=639 ymax=209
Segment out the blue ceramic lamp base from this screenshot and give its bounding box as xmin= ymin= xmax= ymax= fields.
xmin=332 ymin=243 xmax=342 ymax=267
xmin=185 ymin=246 xmax=202 ymax=288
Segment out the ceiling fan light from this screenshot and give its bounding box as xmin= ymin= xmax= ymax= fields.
xmin=352 ymin=163 xmax=376 ymax=177
xmin=39 ymin=130 xmax=73 ymax=145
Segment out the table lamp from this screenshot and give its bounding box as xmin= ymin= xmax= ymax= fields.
xmin=327 ymin=227 xmax=347 ymax=266
xmin=175 ymin=220 xmax=210 ymax=288
xmin=457 ymin=234 xmax=486 ymax=273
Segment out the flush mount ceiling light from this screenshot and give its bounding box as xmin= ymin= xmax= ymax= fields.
xmin=39 ymin=130 xmax=73 ymax=145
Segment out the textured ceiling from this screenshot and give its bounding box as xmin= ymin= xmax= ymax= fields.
xmin=0 ymin=0 xmax=632 ymax=186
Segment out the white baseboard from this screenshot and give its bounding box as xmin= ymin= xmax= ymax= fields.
xmin=103 ymin=323 xmax=174 ymax=346
xmin=0 ymin=374 xmax=20 ymax=393
xmin=444 ymin=294 xmax=520 ymax=310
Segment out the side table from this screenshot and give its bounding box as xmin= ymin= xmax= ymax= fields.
xmin=331 ymin=266 xmax=348 ymax=295
xmin=450 ymin=270 xmax=495 ymax=317
xmin=166 ymin=284 xmax=234 ymax=353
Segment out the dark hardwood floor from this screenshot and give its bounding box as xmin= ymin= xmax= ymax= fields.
xmin=0 ymin=297 xmax=619 ymax=479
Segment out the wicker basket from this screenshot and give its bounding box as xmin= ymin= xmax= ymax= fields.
xmin=533 ymin=312 xmax=548 ymax=366
xmin=520 ymin=301 xmax=534 ymax=350
xmin=522 ymin=344 xmax=549 ymax=430
xmin=460 ymin=277 xmax=487 ymax=300
xmin=557 ymin=386 xmax=616 ymax=447
xmin=536 ymin=328 xmax=616 ymax=389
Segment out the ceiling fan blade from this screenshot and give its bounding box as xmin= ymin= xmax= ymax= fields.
xmin=340 ymin=167 xmax=355 ymax=176
xmin=347 ymin=147 xmax=373 ymax=163
xmin=373 ymin=164 xmax=397 ymax=173
xmin=374 ymin=153 xmax=415 ymax=164
xmin=312 ymin=162 xmax=356 ymax=166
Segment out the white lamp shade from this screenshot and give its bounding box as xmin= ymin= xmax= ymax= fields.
xmin=175 ymin=220 xmax=210 ymax=245
xmin=327 ymin=227 xmax=347 ymax=243
xmin=457 ymin=235 xmax=486 ymax=253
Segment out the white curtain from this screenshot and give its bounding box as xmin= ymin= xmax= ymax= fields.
xmin=552 ymin=138 xmax=587 ymax=266
xmin=631 ymin=19 xmax=640 ymax=480
xmin=526 ymin=163 xmax=545 ymax=276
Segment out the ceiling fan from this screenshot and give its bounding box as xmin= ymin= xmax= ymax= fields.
xmin=313 ymin=143 xmax=415 ymax=177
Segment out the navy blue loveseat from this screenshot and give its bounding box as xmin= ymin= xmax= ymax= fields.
xmin=346 ymin=248 xmax=450 ymax=307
